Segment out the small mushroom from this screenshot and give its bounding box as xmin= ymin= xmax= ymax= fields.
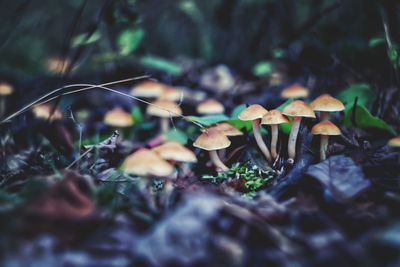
xmin=122 ymin=148 xmax=174 ymax=177
xmin=147 ymin=100 xmax=182 ymax=134
xmin=281 ymin=83 xmax=309 ymax=99
xmin=311 ymin=120 xmax=341 ymax=160
xmin=282 ymin=100 xmax=316 ymax=160
xmin=238 ymin=104 xmax=271 ymax=162
xmin=130 ymin=80 xmax=165 ymax=99
xmin=193 ymin=128 xmax=231 ymax=171
xmin=209 ymin=122 xmax=243 ymax=160
xmin=32 ymin=104 xmax=63 ymax=121
xmin=47 ymin=56 xmax=71 ymax=74
xmin=388 ymin=136 xmax=400 ymax=163
xmin=196 ymin=99 xmax=225 ymax=115
xmin=309 ymin=94 xmax=345 ymax=121
xmin=152 ymin=141 xmax=197 ymax=163
xmin=0 ymin=82 xmax=13 ymax=118
xmin=104 ymin=108 xmax=134 ymax=137
xmin=159 ymin=85 xmax=183 ymax=102
xmin=261 ymin=109 xmax=289 ymax=159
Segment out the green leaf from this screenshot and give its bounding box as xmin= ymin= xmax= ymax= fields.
xmin=118 ymin=28 xmax=144 ymax=56
xmin=369 ymin=37 xmax=385 ymax=47
xmin=226 ymin=119 xmax=252 ymax=131
xmin=272 ymin=48 xmax=286 ymax=58
xmin=336 ymin=83 xmax=376 ymax=110
xmin=139 ymin=56 xmax=181 ymax=75
xmin=186 ymin=114 xmax=229 ymax=126
xmin=71 ymin=31 xmax=101 ymax=47
xmin=276 ymin=98 xmax=294 ymax=111
xmin=231 ymin=104 xmax=247 ymax=118
xmin=344 ymin=104 xmax=396 ymax=136
xmin=131 ymin=105 xmax=143 ymax=123
xmin=253 ymin=61 xmax=273 ymax=76
xmin=164 ymin=129 xmax=188 ymax=144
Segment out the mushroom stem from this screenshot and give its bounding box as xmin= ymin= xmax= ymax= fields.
xmin=209 ymin=150 xmax=229 ymax=171
xmin=271 ymin=124 xmax=279 ymax=159
xmin=219 ymin=149 xmax=226 ymax=162
xmin=320 ymin=111 xmax=329 ymax=121
xmin=252 ymin=119 xmax=272 ymax=162
xmin=320 ymin=135 xmax=329 ymax=161
xmin=161 ymin=117 xmax=169 ymax=133
xmin=288 ymin=116 xmax=302 ymax=160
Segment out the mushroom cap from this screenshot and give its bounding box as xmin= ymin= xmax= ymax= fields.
xmin=388 ymin=136 xmax=400 ymax=147
xmin=32 ymin=104 xmax=63 ymax=120
xmin=311 ymin=120 xmax=341 ymax=135
xmin=47 ymin=57 xmax=71 ymax=74
xmin=147 ymin=100 xmax=182 ymax=118
xmin=209 ymin=122 xmax=243 ymax=136
xmin=159 ymin=86 xmax=183 ymax=102
xmin=130 ymin=81 xmax=165 ymax=98
xmin=104 ymin=108 xmax=134 ymax=127
xmin=309 ymin=94 xmax=345 ymax=112
xmin=152 ymin=141 xmax=197 ymax=163
xmin=193 ymin=128 xmax=231 ymax=151
xmin=238 ymin=104 xmax=268 ymax=121
xmin=281 ymin=83 xmax=309 ymax=99
xmin=196 ymin=99 xmax=225 ymax=114
xmin=0 ymin=82 xmax=13 ymax=95
xmin=122 ymin=148 xmax=174 ymax=176
xmin=261 ymin=109 xmax=289 ymax=125
xmin=282 ymin=100 xmax=316 ymax=118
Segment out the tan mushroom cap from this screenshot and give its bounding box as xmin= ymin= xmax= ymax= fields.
xmin=311 ymin=120 xmax=341 ymax=135
xmin=122 ymin=148 xmax=174 ymax=176
xmin=130 ymin=80 xmax=165 ymax=98
xmin=0 ymin=82 xmax=13 ymax=95
xmin=282 ymin=100 xmax=316 ymax=118
xmin=47 ymin=57 xmax=71 ymax=74
xmin=261 ymin=109 xmax=289 ymax=125
xmin=193 ymin=128 xmax=231 ymax=151
xmin=32 ymin=104 xmax=63 ymax=120
xmin=388 ymin=136 xmax=400 ymax=147
xmin=196 ymin=99 xmax=225 ymax=114
xmin=104 ymin=108 xmax=134 ymax=127
xmin=147 ymin=100 xmax=182 ymax=118
xmin=309 ymin=94 xmax=345 ymax=112
xmin=209 ymin=122 xmax=243 ymax=136
xmin=281 ymin=83 xmax=309 ymax=99
xmin=159 ymin=86 xmax=182 ymax=102
xmin=152 ymin=141 xmax=197 ymax=163
xmin=238 ymin=104 xmax=268 ymax=121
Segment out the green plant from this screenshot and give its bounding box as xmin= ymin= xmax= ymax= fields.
xmin=202 ymin=162 xmax=273 ymax=196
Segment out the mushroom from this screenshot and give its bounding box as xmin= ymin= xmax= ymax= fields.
xmin=209 ymin=121 xmax=243 ymax=160
xmin=238 ymin=104 xmax=271 ymax=162
xmin=152 ymin=141 xmax=197 ymax=163
xmin=130 ymin=80 xmax=165 ymax=99
xmin=311 ymin=120 xmax=341 ymax=160
xmin=282 ymin=100 xmax=315 ymax=160
xmin=122 ymin=148 xmax=174 ymax=177
xmin=196 ymin=99 xmax=225 ymax=115
xmin=147 ymin=100 xmax=182 ymax=134
xmin=388 ymin=136 xmax=400 ymax=163
xmin=309 ymin=94 xmax=345 ymax=121
xmin=159 ymin=85 xmax=183 ymax=102
xmin=0 ymin=82 xmax=13 ymax=118
xmin=281 ymin=83 xmax=309 ymax=99
xmin=32 ymin=103 xmax=63 ymax=121
xmin=261 ymin=109 xmax=289 ymax=159
xmin=104 ymin=108 xmax=134 ymax=137
xmin=47 ymin=56 xmax=71 ymax=74
xmin=193 ymin=128 xmax=231 ymax=171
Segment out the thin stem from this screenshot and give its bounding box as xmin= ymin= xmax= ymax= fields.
xmin=209 ymin=150 xmax=229 ymax=171
xmin=320 ymin=111 xmax=329 ymax=121
xmin=161 ymin=117 xmax=169 ymax=134
xmin=320 ymin=135 xmax=328 ymax=161
xmin=271 ymin=124 xmax=278 ymax=159
xmin=288 ymin=117 xmax=301 ymax=160
xmin=252 ymin=119 xmax=272 ymax=162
